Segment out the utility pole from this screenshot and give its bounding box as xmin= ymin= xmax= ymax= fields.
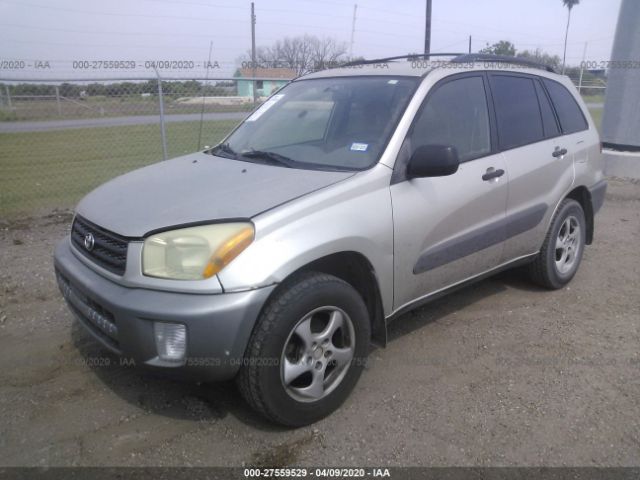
xmin=54 ymin=85 xmax=62 ymax=116
xmin=197 ymin=40 xmax=214 ymax=150
xmin=349 ymin=4 xmax=357 ymax=58
xmin=251 ymin=2 xmax=257 ymax=105
xmin=424 ymin=0 xmax=432 ymax=55
xmin=5 ymin=84 xmax=12 ymax=110
xmin=578 ymin=42 xmax=588 ymax=94
xmin=468 ymin=35 xmax=472 ymax=54
xmin=153 ymin=67 xmax=168 ymax=161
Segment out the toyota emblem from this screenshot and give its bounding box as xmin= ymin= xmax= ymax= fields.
xmin=84 ymin=233 xmax=95 ymax=251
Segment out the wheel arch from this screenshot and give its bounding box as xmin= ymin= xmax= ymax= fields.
xmin=565 ymin=185 xmax=594 ymax=245
xmin=260 ymin=251 xmax=387 ymax=348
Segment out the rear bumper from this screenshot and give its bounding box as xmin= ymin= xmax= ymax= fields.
xmin=589 ymin=179 xmax=607 ymax=214
xmin=54 ymin=237 xmax=275 ymax=381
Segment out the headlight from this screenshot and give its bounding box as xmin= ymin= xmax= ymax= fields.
xmin=142 ymin=223 xmax=254 ymax=280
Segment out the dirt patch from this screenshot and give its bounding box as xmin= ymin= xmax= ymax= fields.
xmin=250 ymin=432 xmax=320 ymax=468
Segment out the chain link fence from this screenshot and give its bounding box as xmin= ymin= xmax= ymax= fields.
xmin=0 ymin=73 xmax=605 ymax=218
xmin=566 ymin=70 xmax=607 ymax=98
xmin=0 ymin=76 xmax=291 ymax=217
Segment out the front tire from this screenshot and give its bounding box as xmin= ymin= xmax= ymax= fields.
xmin=237 ymin=271 xmax=371 ymax=427
xmin=529 ymin=199 xmax=586 ymax=289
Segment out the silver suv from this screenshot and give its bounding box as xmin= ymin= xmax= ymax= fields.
xmin=54 ymin=54 xmax=606 ymax=426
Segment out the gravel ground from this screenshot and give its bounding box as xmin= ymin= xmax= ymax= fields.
xmin=0 ymin=178 xmax=639 ymax=467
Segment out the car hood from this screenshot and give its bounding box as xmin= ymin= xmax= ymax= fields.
xmin=76 ymin=152 xmax=355 ymax=237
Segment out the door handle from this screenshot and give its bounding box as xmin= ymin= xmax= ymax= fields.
xmin=482 ymin=168 xmax=505 ymax=181
xmin=552 ymin=147 xmax=568 ymax=158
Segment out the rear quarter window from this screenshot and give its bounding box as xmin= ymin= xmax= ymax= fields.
xmin=534 ymin=80 xmax=560 ymax=138
xmin=543 ymin=79 xmax=588 ymax=134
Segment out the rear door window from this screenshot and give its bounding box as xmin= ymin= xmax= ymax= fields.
xmin=543 ymin=79 xmax=588 ymax=134
xmin=490 ymin=75 xmax=544 ymax=150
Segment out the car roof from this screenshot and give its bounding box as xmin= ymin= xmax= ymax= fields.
xmin=297 ymin=59 xmax=567 ymax=83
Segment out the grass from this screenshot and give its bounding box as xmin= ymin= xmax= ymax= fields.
xmin=588 ymin=108 xmax=603 ymax=134
xmin=0 ymin=109 xmax=18 ymax=121
xmin=580 ymin=93 xmax=605 ymax=104
xmin=2 ymin=96 xmax=255 ymax=122
xmin=0 ymin=119 xmax=239 ymax=216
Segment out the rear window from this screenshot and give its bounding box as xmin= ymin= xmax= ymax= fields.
xmin=543 ymin=79 xmax=588 ymax=134
xmin=491 ymin=75 xmax=544 ymax=150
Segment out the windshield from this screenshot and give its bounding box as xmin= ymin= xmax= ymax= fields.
xmin=212 ymin=76 xmax=418 ymax=171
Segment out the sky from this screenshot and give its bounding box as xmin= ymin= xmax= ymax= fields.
xmin=0 ymin=0 xmax=623 ymax=80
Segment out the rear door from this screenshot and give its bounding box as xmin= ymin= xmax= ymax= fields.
xmin=488 ymin=73 xmax=577 ymax=261
xmin=543 ymin=77 xmax=592 ymax=167
xmin=390 ymin=73 xmax=508 ymax=311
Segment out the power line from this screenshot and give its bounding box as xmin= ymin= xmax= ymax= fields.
xmin=250 ymin=7 xmax=352 ymax=20
xmin=296 ymin=0 xmax=352 ymax=8
xmin=358 ymin=4 xmax=423 ymax=18
xmin=258 ymin=21 xmax=348 ymax=33
xmin=0 ymin=0 xmax=591 ymax=45
xmin=0 ymin=22 xmax=250 ymax=39
xmin=0 ymin=34 xmax=243 ymax=51
xmin=0 ymin=0 xmax=245 ymax=22
xmin=0 ymin=1 xmax=352 ymax=34
xmin=357 ymin=15 xmax=421 ymax=29
xmin=0 ymin=0 xmax=615 ymax=63
xmin=139 ymin=0 xmax=244 ymax=9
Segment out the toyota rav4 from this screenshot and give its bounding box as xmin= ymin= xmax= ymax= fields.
xmin=54 ymin=54 xmax=607 ymax=426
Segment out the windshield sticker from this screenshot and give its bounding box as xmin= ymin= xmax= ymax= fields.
xmin=387 ymin=79 xmax=399 ymax=84
xmin=246 ymin=94 xmax=285 ymax=122
xmin=350 ymin=142 xmax=368 ymax=152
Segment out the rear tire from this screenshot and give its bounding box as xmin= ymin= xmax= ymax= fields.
xmin=529 ymin=199 xmax=586 ymax=289
xmin=237 ymin=271 xmax=370 ymax=427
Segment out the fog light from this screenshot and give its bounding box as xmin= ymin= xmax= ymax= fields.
xmin=154 ymin=322 xmax=187 ymax=362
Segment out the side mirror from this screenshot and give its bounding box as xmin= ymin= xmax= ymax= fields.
xmin=407 ymin=145 xmax=460 ymax=178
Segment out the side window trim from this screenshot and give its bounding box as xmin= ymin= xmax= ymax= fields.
xmin=482 ymin=71 xmax=500 ymax=156
xmin=533 ymin=77 xmax=562 ymax=140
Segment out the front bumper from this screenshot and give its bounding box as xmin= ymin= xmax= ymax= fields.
xmin=54 ymin=237 xmax=275 ymax=381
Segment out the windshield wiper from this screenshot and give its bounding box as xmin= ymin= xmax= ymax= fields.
xmin=240 ymin=150 xmax=297 ymax=168
xmin=209 ymin=142 xmax=237 ymax=159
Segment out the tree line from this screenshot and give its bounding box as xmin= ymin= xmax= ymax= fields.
xmin=241 ymin=35 xmax=352 ymax=76
xmin=479 ymin=39 xmax=604 ymax=95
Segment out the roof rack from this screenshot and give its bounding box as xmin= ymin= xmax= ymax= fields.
xmin=451 ymin=53 xmax=556 ymax=73
xmin=341 ymin=53 xmax=465 ymax=67
xmin=338 ymin=52 xmax=557 ymax=73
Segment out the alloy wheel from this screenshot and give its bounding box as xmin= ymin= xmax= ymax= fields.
xmin=280 ymin=306 xmax=355 ymax=403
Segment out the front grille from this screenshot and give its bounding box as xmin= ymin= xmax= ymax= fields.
xmin=71 ymin=215 xmax=128 ymax=275
xmin=56 ymin=270 xmax=121 ymax=352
